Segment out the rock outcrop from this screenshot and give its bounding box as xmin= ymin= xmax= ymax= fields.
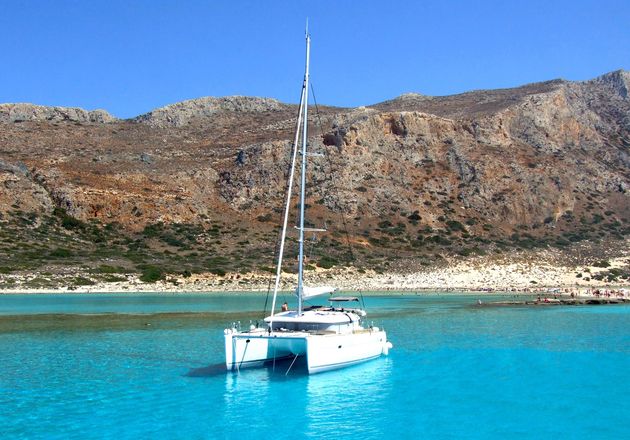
xmin=0 ymin=103 xmax=116 ymax=124
xmin=133 ymin=96 xmax=286 ymax=127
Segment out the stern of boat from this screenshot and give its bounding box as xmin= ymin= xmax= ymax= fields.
xmin=224 ymin=327 xmax=307 ymax=371
xmin=224 ymin=327 xmax=269 ymax=370
xmin=305 ymin=328 xmax=391 ymax=374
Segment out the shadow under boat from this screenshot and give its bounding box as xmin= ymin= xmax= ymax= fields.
xmin=186 ymin=355 xmax=310 ymax=378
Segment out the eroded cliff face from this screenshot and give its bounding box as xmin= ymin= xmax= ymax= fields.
xmin=0 ymin=71 xmax=628 ymax=245
xmin=214 ymin=71 xmax=629 ymax=240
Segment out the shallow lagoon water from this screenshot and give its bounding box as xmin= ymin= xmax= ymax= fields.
xmin=0 ymin=293 xmax=628 ymax=439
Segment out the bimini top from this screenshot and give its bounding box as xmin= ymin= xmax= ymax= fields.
xmin=328 ymin=297 xmax=359 ymax=302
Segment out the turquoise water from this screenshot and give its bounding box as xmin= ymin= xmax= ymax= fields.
xmin=1 ymin=293 xmax=628 ymax=439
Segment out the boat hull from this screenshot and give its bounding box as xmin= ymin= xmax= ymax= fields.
xmin=224 ymin=329 xmax=390 ymax=374
xmin=224 ymin=331 xmax=306 ymax=370
xmin=306 ymin=330 xmax=388 ymax=374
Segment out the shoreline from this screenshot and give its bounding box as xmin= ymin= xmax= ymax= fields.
xmin=1 ymin=254 xmax=628 ymax=295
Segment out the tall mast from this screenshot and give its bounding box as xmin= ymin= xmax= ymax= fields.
xmin=268 ymin=84 xmax=306 ymax=323
xmin=269 ymin=28 xmax=310 ymax=324
xmin=297 ymin=31 xmax=310 ymax=315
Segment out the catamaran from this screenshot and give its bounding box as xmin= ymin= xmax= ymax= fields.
xmin=224 ymin=29 xmax=392 ymax=374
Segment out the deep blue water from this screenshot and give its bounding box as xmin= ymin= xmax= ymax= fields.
xmin=0 ymin=293 xmax=628 ymax=439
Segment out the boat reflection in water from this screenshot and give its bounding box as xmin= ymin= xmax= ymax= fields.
xmin=223 ymin=356 xmax=394 ymax=437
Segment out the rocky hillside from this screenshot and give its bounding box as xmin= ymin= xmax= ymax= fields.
xmin=0 ymin=70 xmax=628 ymax=285
xmin=0 ymin=103 xmax=116 ymax=124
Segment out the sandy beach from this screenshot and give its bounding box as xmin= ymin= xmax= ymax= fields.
xmin=1 ymin=252 xmax=628 ymax=295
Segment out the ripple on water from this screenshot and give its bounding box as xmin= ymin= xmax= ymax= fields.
xmin=0 ymin=294 xmax=628 ymax=439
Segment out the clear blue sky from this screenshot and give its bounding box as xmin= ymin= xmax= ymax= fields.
xmin=1 ymin=0 xmax=628 ymax=118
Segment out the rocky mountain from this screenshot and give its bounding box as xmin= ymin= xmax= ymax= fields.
xmin=133 ymin=96 xmax=287 ymax=127
xmin=0 ymin=103 xmax=116 ymax=124
xmin=0 ymin=70 xmax=628 ymax=281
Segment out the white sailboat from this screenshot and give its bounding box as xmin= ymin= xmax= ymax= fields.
xmin=224 ymin=29 xmax=392 ymax=374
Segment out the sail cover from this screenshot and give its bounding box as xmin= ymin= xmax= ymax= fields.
xmin=299 ymin=285 xmax=337 ymax=300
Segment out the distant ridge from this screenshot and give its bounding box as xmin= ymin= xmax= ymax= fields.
xmin=0 ymin=103 xmax=116 ymax=124
xmin=132 ymin=96 xmax=286 ymax=127
xmin=0 ymin=70 xmax=626 ymax=124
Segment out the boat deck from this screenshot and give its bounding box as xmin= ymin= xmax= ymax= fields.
xmin=232 ymin=327 xmax=379 ymax=338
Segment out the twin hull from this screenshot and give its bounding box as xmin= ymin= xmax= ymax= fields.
xmin=225 ymin=329 xmax=389 ymax=374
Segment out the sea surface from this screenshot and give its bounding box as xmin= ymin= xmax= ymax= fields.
xmin=0 ymin=293 xmax=628 ymax=439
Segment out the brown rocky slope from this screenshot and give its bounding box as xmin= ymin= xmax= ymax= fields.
xmin=0 ymin=71 xmax=628 ymax=287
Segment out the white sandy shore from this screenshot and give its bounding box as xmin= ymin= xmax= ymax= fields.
xmin=1 ymin=254 xmax=628 ymax=295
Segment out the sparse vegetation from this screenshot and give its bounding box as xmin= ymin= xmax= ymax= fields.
xmin=49 ymin=248 xmax=73 ymax=258
xmin=72 ymin=276 xmax=96 ymax=286
xmin=591 ymin=267 xmax=630 ymax=283
xmin=317 ymin=256 xmax=338 ymax=269
xmin=139 ymin=265 xmax=163 ymax=283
